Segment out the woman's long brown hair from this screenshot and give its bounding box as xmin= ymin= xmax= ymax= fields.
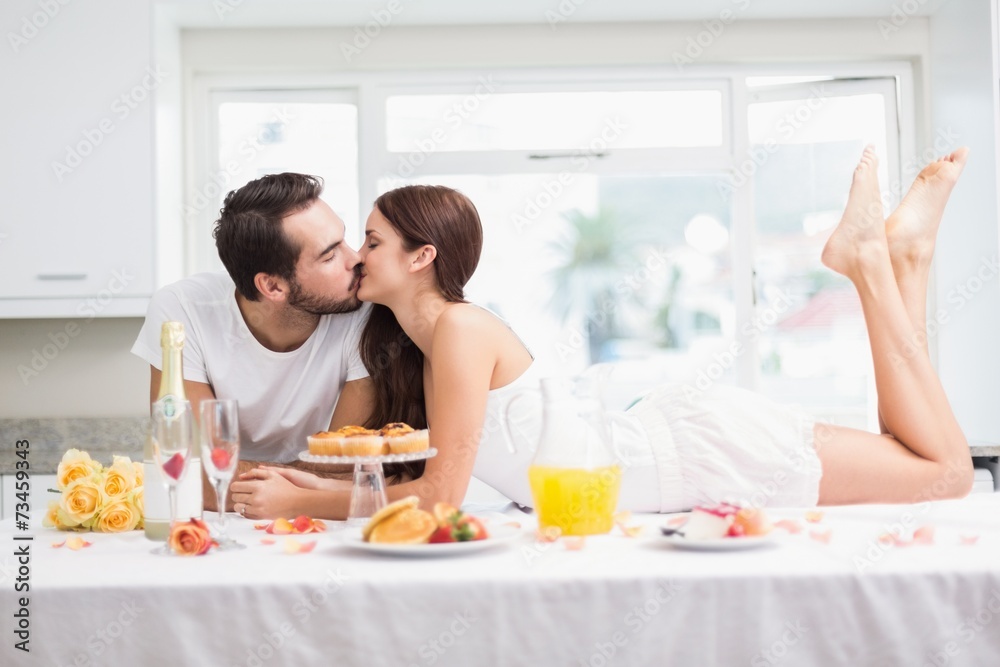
xmin=360 ymin=185 xmax=483 ymax=476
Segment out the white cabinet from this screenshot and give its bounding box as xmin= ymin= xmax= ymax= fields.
xmin=0 ymin=0 xmax=155 ymax=318
xmin=1 ymin=474 xmax=58 ymax=522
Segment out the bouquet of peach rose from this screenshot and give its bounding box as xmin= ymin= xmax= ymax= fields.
xmin=43 ymin=449 xmax=144 ymax=533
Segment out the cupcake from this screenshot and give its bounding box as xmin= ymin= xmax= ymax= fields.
xmin=308 ymin=431 xmax=342 ymax=456
xmin=340 ymin=428 xmax=384 ymax=457
xmin=382 ymin=423 xmax=429 ymax=454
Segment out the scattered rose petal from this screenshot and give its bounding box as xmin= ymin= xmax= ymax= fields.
xmin=65 ymin=536 xmax=92 ymax=551
xmin=267 ymin=518 xmax=295 ymax=535
xmin=613 ymin=512 xmax=642 ymax=537
xmin=621 ymin=525 xmax=643 ymax=538
xmin=52 ymin=541 xmax=64 ymax=548
xmin=254 ymin=522 xmax=269 ymax=531
xmin=283 ymin=539 xmax=317 ymax=554
xmin=260 ymin=538 xmax=276 ymax=545
xmin=959 ymin=534 xmax=980 ymax=546
xmin=564 ymin=537 xmax=586 ymax=551
xmin=667 ymin=516 xmax=688 ymax=527
xmin=264 ymin=517 xmax=326 ymax=535
xmin=804 ymin=511 xmax=825 ymax=523
xmin=536 ymin=526 xmax=562 ymax=543
xmin=774 ymin=519 xmax=803 ymax=534
xmin=877 ymin=532 xmax=895 ymax=546
xmin=913 ymin=525 xmax=935 ymax=545
xmin=809 ymin=529 xmax=832 ymax=545
xmin=504 ymin=521 xmax=522 ymax=529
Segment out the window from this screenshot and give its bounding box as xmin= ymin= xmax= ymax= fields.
xmin=192 ymin=66 xmax=912 ymax=423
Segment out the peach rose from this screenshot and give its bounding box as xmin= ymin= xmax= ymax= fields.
xmin=131 ymin=487 xmax=144 ymax=528
xmin=168 ymin=518 xmax=215 ymax=556
xmin=57 ymin=449 xmax=103 ymax=490
xmin=132 ymin=460 xmax=144 ymax=488
xmin=58 ymin=476 xmax=103 ymax=528
xmin=42 ymin=499 xmax=61 ymax=529
xmin=94 ymin=497 xmax=141 ymax=533
xmin=103 ymin=456 xmax=137 ymax=499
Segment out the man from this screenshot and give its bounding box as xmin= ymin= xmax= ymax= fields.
xmin=132 ymin=173 xmax=373 ymax=509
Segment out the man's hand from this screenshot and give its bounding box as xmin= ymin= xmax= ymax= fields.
xmin=202 ymin=459 xmax=352 ymax=512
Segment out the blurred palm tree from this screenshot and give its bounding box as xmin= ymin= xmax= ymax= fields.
xmin=547 ymin=207 xmax=631 ymax=362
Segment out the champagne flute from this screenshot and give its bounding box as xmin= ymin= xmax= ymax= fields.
xmin=200 ymin=399 xmax=245 ymax=550
xmin=150 ymin=398 xmax=195 ymax=556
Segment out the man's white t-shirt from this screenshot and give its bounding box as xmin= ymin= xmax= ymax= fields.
xmin=131 ymin=272 xmax=371 ymax=463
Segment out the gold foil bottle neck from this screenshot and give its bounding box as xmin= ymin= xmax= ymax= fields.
xmin=160 ymin=321 xmax=185 ymax=350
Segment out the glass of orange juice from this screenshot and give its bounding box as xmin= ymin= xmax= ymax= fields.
xmin=527 ymin=378 xmax=621 ymax=536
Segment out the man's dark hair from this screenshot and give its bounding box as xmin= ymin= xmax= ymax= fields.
xmin=213 ymin=173 xmax=324 ymax=301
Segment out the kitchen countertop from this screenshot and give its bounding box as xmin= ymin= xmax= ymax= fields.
xmin=1 ymin=417 xmax=145 ymax=474
xmin=1 ymin=418 xmax=998 ymax=474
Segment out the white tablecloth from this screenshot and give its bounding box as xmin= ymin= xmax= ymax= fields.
xmin=3 ymin=494 xmax=1000 ymax=667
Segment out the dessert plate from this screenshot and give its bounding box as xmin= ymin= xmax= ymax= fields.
xmin=299 ymin=448 xmax=437 ymax=465
xmin=658 ymin=532 xmax=778 ymax=552
xmin=340 ymin=524 xmax=522 ymax=557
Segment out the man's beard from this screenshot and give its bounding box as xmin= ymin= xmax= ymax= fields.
xmin=287 ymin=273 xmax=362 ymax=315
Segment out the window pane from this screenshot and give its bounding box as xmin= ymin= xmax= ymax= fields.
xmin=748 ymin=93 xmax=889 ymax=428
xmin=385 ymin=90 xmax=723 ymax=152
xmin=377 ymin=173 xmax=734 ymax=406
xmin=216 ymin=101 xmax=360 ymax=244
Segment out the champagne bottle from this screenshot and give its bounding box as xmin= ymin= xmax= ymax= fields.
xmin=144 ymin=321 xmax=203 ymax=541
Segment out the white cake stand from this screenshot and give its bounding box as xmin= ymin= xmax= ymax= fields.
xmin=298 ymin=449 xmax=437 ymax=525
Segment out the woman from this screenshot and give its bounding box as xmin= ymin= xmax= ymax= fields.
xmin=230 ymin=146 xmax=974 ymax=520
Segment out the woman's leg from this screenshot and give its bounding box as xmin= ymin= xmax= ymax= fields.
xmin=876 ymin=149 xmax=970 ymax=433
xmin=814 ymin=146 xmax=973 ymax=504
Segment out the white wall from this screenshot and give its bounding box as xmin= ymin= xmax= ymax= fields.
xmin=928 ymin=0 xmax=1000 ymax=443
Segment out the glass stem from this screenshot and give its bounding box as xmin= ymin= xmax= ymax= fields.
xmin=167 ymin=484 xmax=178 ymax=528
xmin=214 ymin=479 xmax=227 ymax=539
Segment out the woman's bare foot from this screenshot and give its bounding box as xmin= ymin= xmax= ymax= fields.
xmin=886 ymin=147 xmax=969 ymax=272
xmin=821 ymin=145 xmax=889 ymax=280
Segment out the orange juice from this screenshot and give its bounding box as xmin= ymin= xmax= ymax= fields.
xmin=528 ymin=464 xmax=622 ymax=536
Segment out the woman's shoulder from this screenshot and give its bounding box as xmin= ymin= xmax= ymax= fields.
xmin=436 ymin=302 xmax=504 ymax=332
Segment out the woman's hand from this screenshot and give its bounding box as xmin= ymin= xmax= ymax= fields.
xmin=229 ymin=467 xmax=309 ymax=520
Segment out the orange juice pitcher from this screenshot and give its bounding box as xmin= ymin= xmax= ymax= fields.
xmin=526 ymin=377 xmax=621 ymax=536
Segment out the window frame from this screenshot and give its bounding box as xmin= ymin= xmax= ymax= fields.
xmin=188 ymin=61 xmax=917 ymax=419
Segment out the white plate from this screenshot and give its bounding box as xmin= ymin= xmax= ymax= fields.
xmin=340 ymin=524 xmax=522 ymax=557
xmin=658 ymin=532 xmax=778 ymax=551
xmin=298 ymin=448 xmax=437 ymax=465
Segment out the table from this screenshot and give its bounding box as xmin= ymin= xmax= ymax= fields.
xmin=2 ymin=494 xmax=1000 ymax=667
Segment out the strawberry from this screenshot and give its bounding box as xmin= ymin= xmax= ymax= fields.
xmin=428 ymin=508 xmax=489 ymax=542
xmin=162 ymin=452 xmax=185 ymax=480
xmin=210 ymin=447 xmax=232 ymax=471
